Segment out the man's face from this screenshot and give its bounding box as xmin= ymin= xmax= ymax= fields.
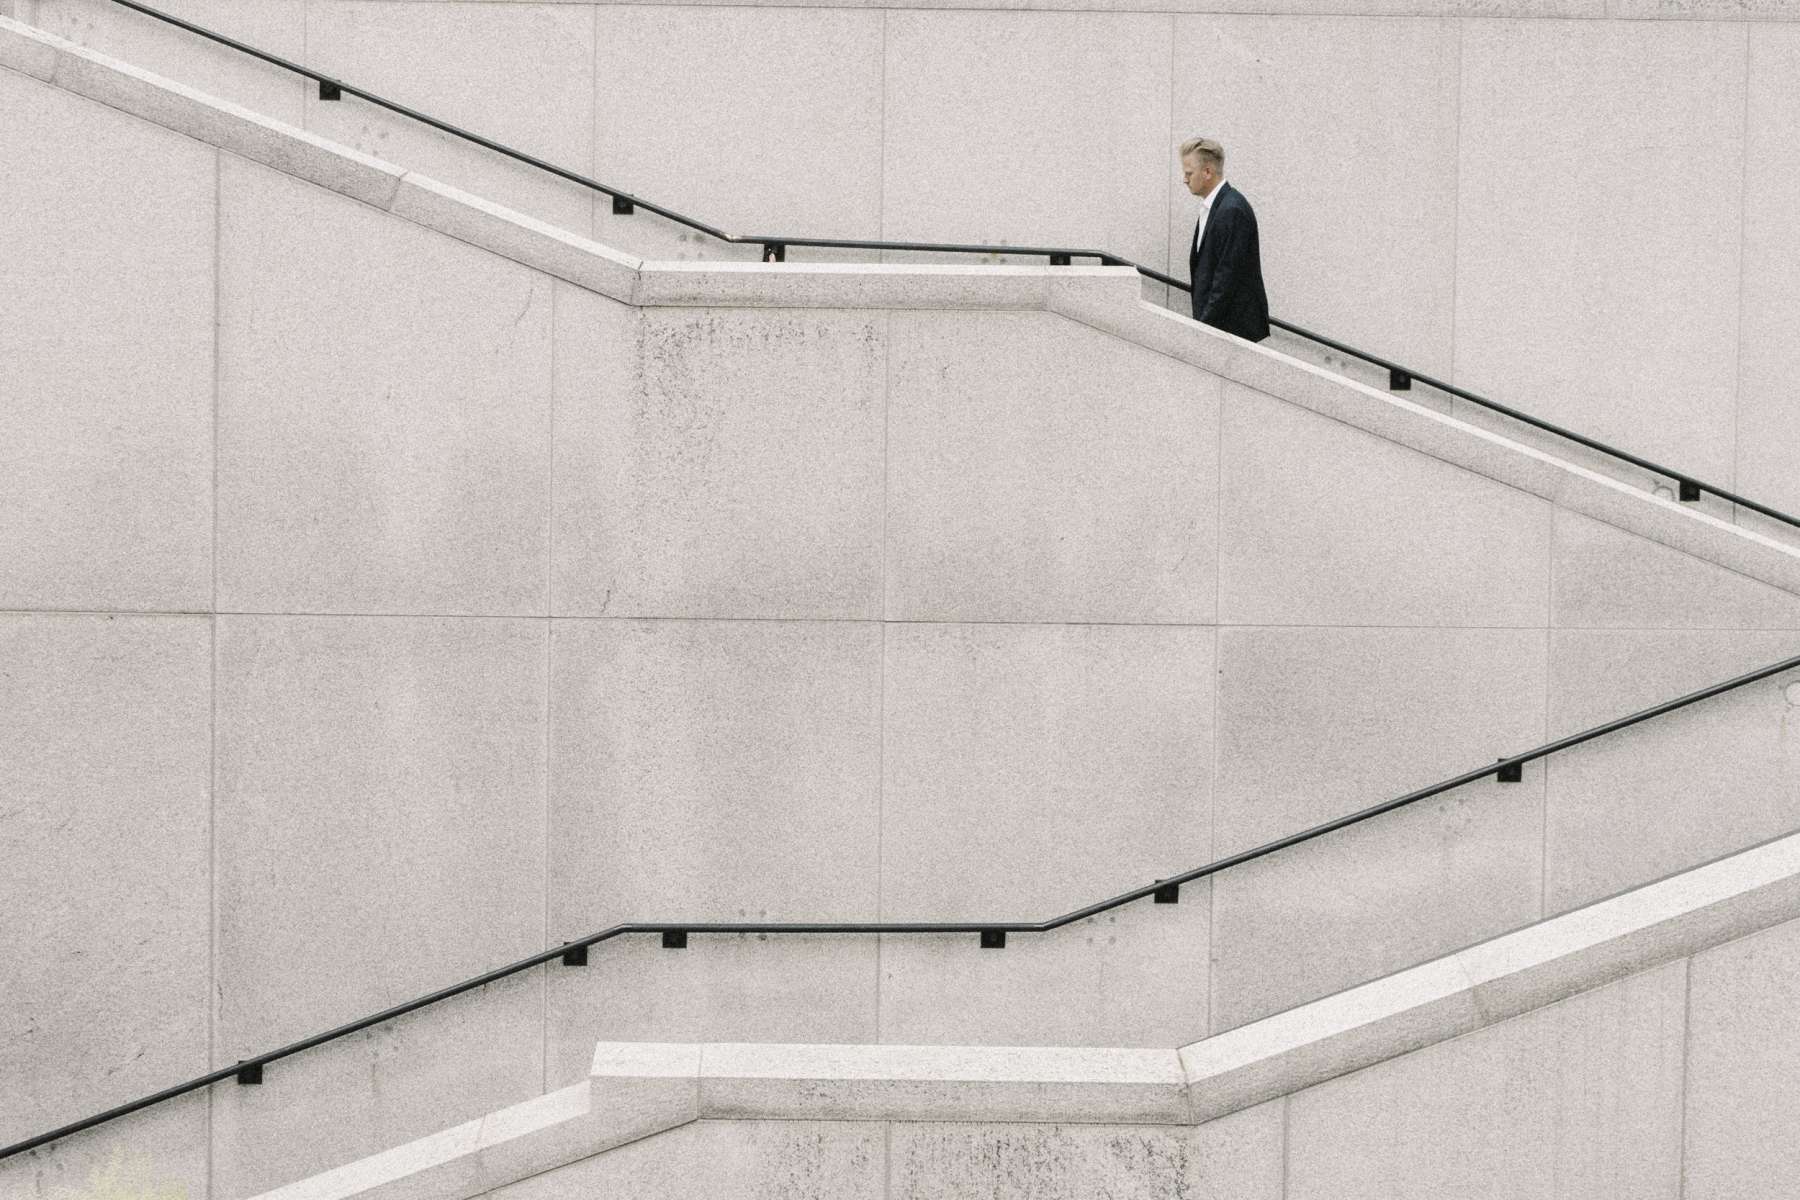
xmin=1181 ymin=153 xmax=1217 ymax=197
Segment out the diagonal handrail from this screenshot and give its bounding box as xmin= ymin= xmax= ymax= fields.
xmin=6 ymin=650 xmax=1799 ymax=1161
xmin=44 ymin=0 xmax=1800 ymax=537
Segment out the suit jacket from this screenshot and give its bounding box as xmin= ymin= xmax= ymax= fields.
xmin=1189 ymin=182 xmax=1270 ymax=343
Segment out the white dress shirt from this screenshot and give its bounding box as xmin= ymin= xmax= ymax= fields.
xmin=1194 ymin=179 xmax=1226 ymax=253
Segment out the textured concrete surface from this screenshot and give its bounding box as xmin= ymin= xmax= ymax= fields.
xmin=1218 ymin=383 xmax=1553 ymax=627
xmin=698 ymin=1043 xmax=1189 ymax=1124
xmin=46 ymin=0 xmax=1800 ymax=15
xmin=552 ymin=290 xmax=886 ymax=619
xmin=212 ymin=614 xmax=547 ymax=1195
xmin=233 ymin=831 xmax=1800 ymax=1197
xmin=886 ymin=310 xmax=1218 ymax=624
xmin=0 ymin=1100 xmax=210 ymax=1200
xmin=1170 ymin=15 xmax=1460 ymax=380
xmin=1543 ymin=629 xmax=1800 ymax=914
xmin=886 ymin=1105 xmax=1284 ymax=1200
xmin=0 ymin=617 xmax=210 ymax=1163
xmin=882 ymin=10 xmax=1172 ymax=269
xmin=493 ymin=1120 xmax=886 ymax=1200
xmin=1684 ymin=915 xmax=1800 ymax=1200
xmin=249 ymin=1082 xmax=600 ymax=1200
xmin=1735 ymin=26 xmax=1800 ymax=522
xmin=1208 ymin=625 xmax=1546 ymax=1030
xmin=1551 ymin=508 xmax=1800 ymax=629
xmin=307 ymin=0 xmax=595 ymax=237
xmin=1286 ymin=961 xmax=1687 ymax=1199
xmin=1191 ymin=828 xmax=1800 ymax=1120
xmin=544 ymin=618 xmax=882 ymax=1072
xmin=212 ymin=974 xmax=544 ymax=1199
xmin=0 ymin=69 xmax=213 ymax=612
xmin=877 ymin=622 xmax=1211 ymax=1046
xmin=591 ymin=5 xmax=882 ymax=263
xmin=29 ymin=0 xmax=304 ymax=123
xmin=216 ymin=154 xmax=552 ymax=615
xmin=1455 ymin=18 xmax=1746 ymax=489
xmin=12 ymin=18 xmax=1800 ymax=1195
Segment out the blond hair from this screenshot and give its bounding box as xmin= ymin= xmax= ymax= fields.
xmin=1179 ymin=137 xmax=1224 ymax=170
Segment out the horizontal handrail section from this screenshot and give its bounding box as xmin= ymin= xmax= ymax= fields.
xmin=6 ymin=650 xmax=1799 ymax=1160
xmin=59 ymin=0 xmax=1800 ymax=538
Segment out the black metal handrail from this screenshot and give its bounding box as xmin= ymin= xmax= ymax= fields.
xmin=6 ymin=650 xmax=1799 ymax=1160
xmin=61 ymin=0 xmax=1800 ymax=537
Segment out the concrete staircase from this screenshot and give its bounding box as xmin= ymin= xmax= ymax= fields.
xmin=259 ymin=829 xmax=1800 ymax=1198
xmin=6 ymin=15 xmax=1800 ymax=1200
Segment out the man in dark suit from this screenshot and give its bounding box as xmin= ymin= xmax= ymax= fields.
xmin=1181 ymin=137 xmax=1270 ymax=343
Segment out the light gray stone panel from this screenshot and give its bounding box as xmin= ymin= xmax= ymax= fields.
xmin=882 ymin=621 xmax=1214 ymax=920
xmin=877 ymin=903 xmax=1210 ymax=1048
xmin=306 ymin=1 xmax=595 ymax=236
xmin=877 ymin=622 xmax=1212 ymax=1046
xmin=0 ymin=70 xmax=213 ymax=612
xmin=215 ymin=154 xmax=552 ymax=616
xmin=1544 ymin=628 xmax=1800 ymax=914
xmin=490 ymin=1120 xmax=886 ymax=1200
xmin=552 ymin=288 xmax=885 ymax=620
xmin=1217 ymin=384 xmax=1553 ymax=627
xmin=33 ymin=0 xmax=305 ymax=125
xmin=0 ymin=617 xmax=210 ymax=1159
xmin=1214 ymin=625 xmax=1551 ymax=855
xmin=212 ymin=614 xmax=547 ymax=1194
xmin=1551 ymin=508 xmax=1800 ymax=629
xmin=1735 ymin=27 xmax=1800 ymax=521
xmin=886 ymin=310 xmax=1219 ymax=624
xmin=211 ymin=972 xmax=545 ymax=1199
xmin=544 ymin=939 xmax=881 ymax=1088
xmin=1287 ymin=961 xmax=1686 ymax=1199
xmin=888 ymin=1101 xmax=1285 ymax=1200
xmin=0 ymin=1099 xmax=209 ymax=1200
xmin=882 ymin=11 xmax=1174 ymax=270
xmin=1610 ymin=0 xmax=1799 ymax=16
xmin=1685 ymin=915 xmax=1800 ymax=1199
xmin=1209 ymin=625 xmax=1548 ymax=1030
xmin=1169 ymin=16 xmax=1459 ymax=378
xmin=590 ymin=6 xmax=883 ymax=263
xmin=1455 ymin=19 xmax=1746 ymax=486
xmin=696 ymin=1043 xmax=1190 ymax=1125
xmin=544 ymin=618 xmax=882 ymax=1068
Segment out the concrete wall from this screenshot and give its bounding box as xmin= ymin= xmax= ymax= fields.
xmin=12 ymin=0 xmax=1800 ymax=522
xmin=488 ymin=912 xmax=1800 ymax=1199
xmin=7 ymin=41 xmax=1800 ymax=1200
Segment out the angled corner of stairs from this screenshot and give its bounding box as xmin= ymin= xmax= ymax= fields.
xmin=255 ymin=828 xmax=1800 ymax=1198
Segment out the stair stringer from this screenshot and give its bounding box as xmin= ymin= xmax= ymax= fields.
xmin=3 ymin=12 xmax=1798 ymax=597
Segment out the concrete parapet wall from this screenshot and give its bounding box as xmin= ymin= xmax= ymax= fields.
xmin=243 ymin=831 xmax=1800 ymax=1198
xmin=5 ymin=20 xmax=1800 ymax=1199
